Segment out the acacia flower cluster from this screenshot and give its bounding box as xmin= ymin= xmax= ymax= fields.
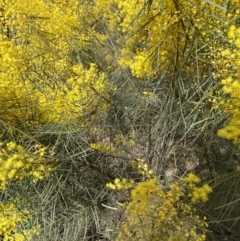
xmin=183 ymin=173 xmax=212 ymax=203
xmin=212 ymin=23 xmax=240 ymax=145
xmin=0 ymin=0 xmax=113 ymax=126
xmin=130 ymin=158 xmax=154 ymax=178
xmin=93 ymin=0 xmax=240 ymax=79
xmin=0 ymin=201 xmax=39 ymax=241
xmin=107 ymin=170 xmax=211 ymax=240
xmin=106 ymin=178 xmax=135 ymax=190
xmin=0 ymin=141 xmax=56 ymax=190
xmin=90 ymin=142 xmax=117 ymax=155
xmin=90 ymin=130 xmax=136 ymax=156
xmin=0 ymin=140 xmax=56 ymax=240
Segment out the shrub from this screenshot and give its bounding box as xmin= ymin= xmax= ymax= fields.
xmin=107 ymin=160 xmax=212 ymax=241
